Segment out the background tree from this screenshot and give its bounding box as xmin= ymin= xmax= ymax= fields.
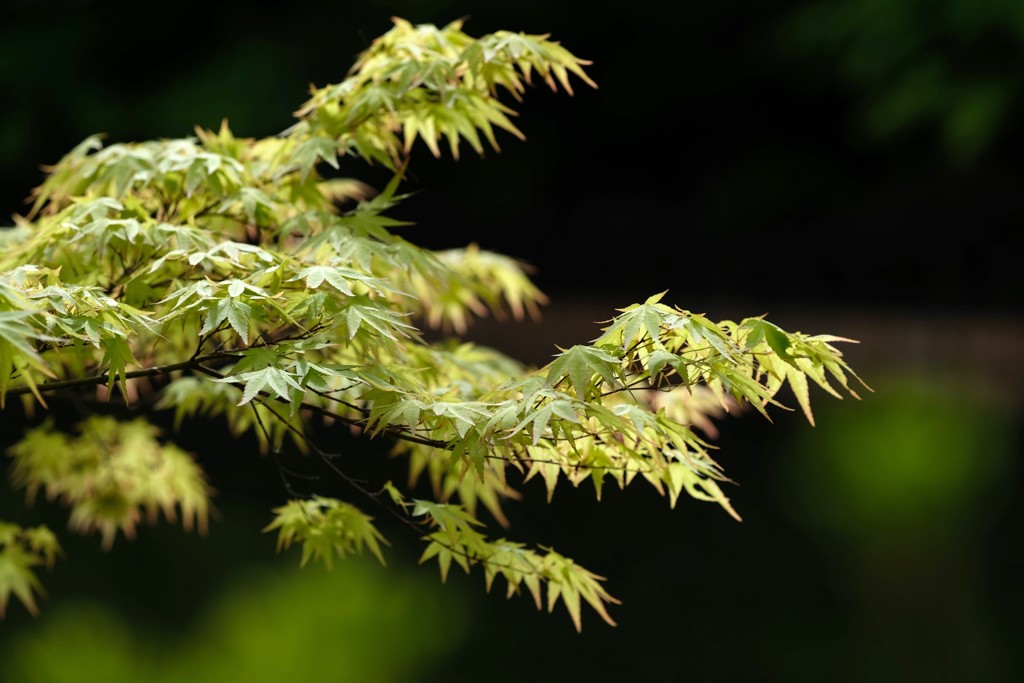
xmin=0 ymin=17 xmax=866 ymax=629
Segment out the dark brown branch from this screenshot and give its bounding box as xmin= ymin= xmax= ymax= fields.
xmin=253 ymin=396 xmax=593 ymax=586
xmin=251 ymin=396 xmax=429 ymax=537
xmin=5 ymin=351 xmax=243 ymax=397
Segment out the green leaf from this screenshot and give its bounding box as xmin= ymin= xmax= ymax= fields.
xmin=0 ymin=546 xmax=44 ymax=617
xmin=646 ymin=348 xmax=681 ymax=379
xmin=265 ymin=497 xmax=389 ymax=569
xmin=213 ymin=366 xmax=304 ymax=406
xmin=343 ymin=300 xmax=416 ymax=341
xmin=546 ymin=345 xmax=622 ymax=399
xmin=595 ymin=293 xmax=671 ymax=349
xmin=100 ymin=337 xmax=138 ymax=399
xmin=748 ymin=319 xmax=795 ymax=362
xmin=291 ymin=137 xmax=341 ymax=181
xmin=225 ymin=300 xmax=251 ymax=344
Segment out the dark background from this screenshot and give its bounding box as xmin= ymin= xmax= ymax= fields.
xmin=1 ymin=1 xmax=1023 ymax=681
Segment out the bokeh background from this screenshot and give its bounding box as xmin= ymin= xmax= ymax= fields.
xmin=1 ymin=0 xmax=1023 ymax=681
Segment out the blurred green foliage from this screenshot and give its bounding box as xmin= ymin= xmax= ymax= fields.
xmin=0 ymin=557 xmax=469 ymax=683
xmin=774 ymin=372 xmax=1017 ymax=681
xmin=781 ymin=0 xmax=1024 ymax=162
xmin=787 ymin=373 xmax=1013 ymax=541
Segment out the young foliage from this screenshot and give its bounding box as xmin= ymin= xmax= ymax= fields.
xmin=0 ymin=522 xmax=61 ymax=618
xmin=0 ymin=17 xmax=867 ymax=629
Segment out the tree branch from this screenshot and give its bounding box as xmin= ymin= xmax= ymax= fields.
xmin=5 ymin=352 xmax=242 ymax=397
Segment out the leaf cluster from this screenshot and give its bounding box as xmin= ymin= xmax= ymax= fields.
xmin=0 ymin=522 xmax=61 ymax=618
xmin=0 ymin=17 xmax=866 ymax=628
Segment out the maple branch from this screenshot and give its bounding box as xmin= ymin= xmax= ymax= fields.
xmin=5 ymin=352 xmax=243 ymax=397
xmin=251 ymin=396 xmax=431 ymax=538
xmin=253 ymin=397 xmax=602 ymax=593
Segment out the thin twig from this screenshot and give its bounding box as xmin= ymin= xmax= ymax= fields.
xmin=6 ymin=351 xmax=242 ymax=397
